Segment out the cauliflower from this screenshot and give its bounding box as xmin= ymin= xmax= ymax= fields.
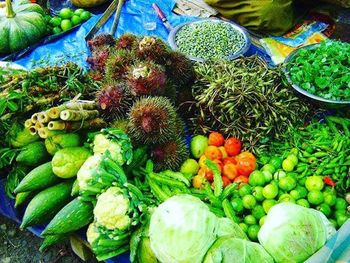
xmin=93 ymin=134 xmax=123 ymax=164
xmin=94 ymin=187 xmax=131 ymax=230
xmin=77 ymin=155 xmax=103 ymax=192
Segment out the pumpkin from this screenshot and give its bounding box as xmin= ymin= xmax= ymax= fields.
xmin=70 ymin=0 xmax=108 ymax=8
xmin=0 ymin=0 xmax=47 ymax=54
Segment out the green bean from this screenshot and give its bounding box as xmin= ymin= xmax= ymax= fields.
xmin=222 ymin=199 xmax=239 ymax=223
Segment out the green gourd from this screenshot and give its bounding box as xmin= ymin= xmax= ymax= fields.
xmin=0 ymin=0 xmax=47 ymax=54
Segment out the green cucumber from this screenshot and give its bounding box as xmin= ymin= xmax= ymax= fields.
xmin=16 ymin=141 xmax=50 ymax=166
xmin=39 ymin=234 xmax=68 ymax=252
xmin=14 ymin=162 xmax=60 ymax=193
xmin=42 ymin=198 xmax=93 ymax=236
xmin=71 ymin=179 xmax=79 ymax=197
xmin=14 ymin=191 xmax=33 ymax=208
xmin=21 ymin=181 xmax=74 ymax=229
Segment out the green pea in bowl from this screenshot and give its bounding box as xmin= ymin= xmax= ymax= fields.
xmin=283 ymin=43 xmax=350 ymax=109
xmin=168 ymin=19 xmax=250 ymax=62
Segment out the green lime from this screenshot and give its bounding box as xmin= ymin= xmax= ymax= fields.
xmin=252 ymin=205 xmax=266 ymax=220
xmin=252 ymin=186 xmax=265 ymax=202
xmin=329 ymin=218 xmax=338 ymax=229
xmin=262 ymin=199 xmax=277 ymax=213
xmin=323 ymin=193 xmax=336 ymax=206
xmin=279 ymin=193 xmax=295 ymax=203
xmin=282 ymin=159 xmax=294 ymax=172
xmin=190 ymin=135 xmax=208 ymax=158
xmin=180 ymin=159 xmax=199 ymax=176
xmin=317 ymin=203 xmax=331 ymax=217
xmin=274 ymin=170 xmax=286 ymax=180
xmin=261 ymin=164 xmax=275 ymax=174
xmin=71 ymin=15 xmax=82 ymax=26
xmin=263 ymin=184 xmax=278 ymax=199
xmin=259 ymin=215 xmax=266 ymax=226
xmin=298 ymin=177 xmax=307 ymax=186
xmin=74 ymin=8 xmax=85 ymax=16
xmin=61 ymin=19 xmax=73 ymax=31
xmin=52 ymin=26 xmax=62 ymax=34
xmin=247 ymin=225 xmax=260 ymax=241
xmin=244 ymin=215 xmax=257 ymax=225
xmin=242 ymin=195 xmax=256 ymax=210
xmin=239 ymin=184 xmax=252 ymax=197
xmin=278 ymin=176 xmax=297 ymax=191
xmin=249 ymin=171 xmax=266 ymax=186
xmin=270 ymin=156 xmax=283 ymax=169
xmin=262 ymin=170 xmax=273 ymax=183
xmin=336 ymin=213 xmax=349 ymax=227
xmin=286 ymin=154 xmax=298 ymax=166
xmin=231 ymin=198 xmax=244 ymax=214
xmin=80 ymin=11 xmax=91 ymax=21
xmin=297 ymin=198 xmax=310 ymax=208
xmin=305 ymin=176 xmax=324 ymax=191
xmin=239 ymin=223 xmax=248 ymax=233
xmin=59 ymin=8 xmax=74 ymax=19
xmin=335 ymin=198 xmax=347 ymax=211
xmin=50 ymin=16 xmax=62 ymax=27
xmin=308 ymin=190 xmax=324 ymax=205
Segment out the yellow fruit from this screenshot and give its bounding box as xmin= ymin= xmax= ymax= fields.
xmin=192 ymin=175 xmax=206 ymax=189
xmin=199 ymin=155 xmax=208 ymax=168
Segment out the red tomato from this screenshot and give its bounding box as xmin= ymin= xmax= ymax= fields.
xmin=223 ymin=163 xmax=238 ymax=180
xmin=208 ymin=132 xmax=225 ymax=147
xmin=222 ymin=176 xmax=231 ymax=187
xmin=224 ymin=157 xmax=237 ymax=165
xmin=234 ymin=175 xmax=249 ymax=184
xmin=205 ymin=146 xmax=223 ymax=160
xmin=205 ymin=168 xmax=214 ymax=182
xmin=224 ymin=137 xmax=242 ymax=156
xmin=237 ymin=151 xmax=256 ymax=162
xmin=236 ymin=158 xmax=256 ymax=177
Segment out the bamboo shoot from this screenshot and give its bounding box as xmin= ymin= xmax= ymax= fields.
xmin=38 ymin=111 xmax=51 ymax=123
xmin=48 ymin=118 xmax=106 ymax=131
xmin=60 ymin=110 xmax=99 ymax=121
xmin=65 ymin=101 xmax=96 ymax=110
xmin=31 ymin=113 xmax=39 ymax=123
xmin=24 ymin=119 xmax=33 ymax=128
xmin=38 ymin=127 xmax=63 ymax=139
xmin=29 ymin=126 xmax=37 ymax=135
xmin=47 ymin=105 xmax=66 ymax=119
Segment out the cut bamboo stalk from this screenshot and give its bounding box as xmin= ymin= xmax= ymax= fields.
xmin=60 ymin=110 xmax=99 ymax=121
xmin=29 ymin=126 xmax=37 ymax=135
xmin=65 ymin=101 xmax=96 ymax=110
xmin=48 ymin=121 xmax=66 ymax=130
xmin=24 ymin=119 xmax=33 ymax=128
xmin=37 ymin=111 xmax=51 ymax=123
xmin=38 ymin=127 xmax=63 ymax=139
xmin=48 ymin=118 xmax=106 ymax=131
xmin=31 ymin=113 xmax=39 ymax=123
xmin=47 ymin=105 xmax=66 ymax=119
xmin=35 ymin=122 xmax=44 ymax=129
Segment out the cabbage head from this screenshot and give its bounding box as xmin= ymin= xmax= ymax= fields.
xmin=203 ymin=237 xmax=274 ymax=263
xmin=258 ymin=203 xmax=336 ymax=263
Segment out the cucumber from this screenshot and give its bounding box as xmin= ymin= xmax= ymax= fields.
xmin=14 ymin=191 xmax=33 ymax=208
xmin=39 ymin=234 xmax=68 ymax=252
xmin=42 ymin=198 xmax=93 ymax=236
xmin=71 ymin=179 xmax=79 ymax=197
xmin=16 ymin=141 xmax=50 ymax=166
xmin=21 ymin=181 xmax=74 ymax=229
xmin=14 ymin=162 xmax=60 ymax=193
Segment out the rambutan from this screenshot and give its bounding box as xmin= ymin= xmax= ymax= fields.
xmin=115 ymin=33 xmax=139 ymax=51
xmin=105 ymin=49 xmax=136 ymax=82
xmin=137 ymin=36 xmax=169 ymax=62
xmin=87 ymin=46 xmax=111 ymax=74
xmin=87 ymin=33 xmax=116 ymax=51
xmin=150 ymin=136 xmax=189 ymax=172
xmin=96 ymin=81 xmax=133 ymax=121
xmin=164 ymin=51 xmax=195 ymax=87
xmin=127 ymin=97 xmax=178 ymax=144
xmin=126 ymin=61 xmax=167 ymax=96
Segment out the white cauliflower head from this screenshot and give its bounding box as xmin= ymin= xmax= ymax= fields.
xmin=94 ymin=187 xmax=131 ymax=230
xmin=86 ymin=223 xmax=100 ymax=245
xmin=93 ymin=134 xmax=124 ymax=165
xmin=77 ymin=154 xmax=103 ymax=192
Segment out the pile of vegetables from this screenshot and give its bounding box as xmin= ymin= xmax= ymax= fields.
xmin=288 ymin=41 xmax=350 ymax=101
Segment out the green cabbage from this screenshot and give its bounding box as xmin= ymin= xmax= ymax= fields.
xmin=258 ymin=203 xmax=336 ymax=263
xmin=203 ymin=237 xmax=274 ymax=263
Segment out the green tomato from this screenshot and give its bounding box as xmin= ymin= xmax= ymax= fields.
xmin=244 ymin=215 xmax=257 ymax=225
xmin=335 ymin=198 xmax=347 ymax=211
xmin=298 ymin=177 xmax=307 ymax=186
xmin=269 ymin=156 xmax=283 ymax=169
xmin=286 ymin=154 xmax=298 ymax=166
xmin=296 ymin=186 xmax=308 ymax=199
xmin=252 ymin=205 xmax=266 ymax=220
xmin=307 ymin=190 xmax=324 ymax=205
xmin=317 ymin=203 xmax=331 ymax=217
xmin=289 ymin=148 xmax=299 ymax=156
xmin=328 ymin=218 xmax=338 ymax=229
xmin=71 ymin=15 xmax=82 ymax=26
xmin=231 ymin=198 xmax=244 ymax=214
xmin=261 ymin=164 xmax=275 ymax=174
xmin=290 ymin=189 xmax=301 ymax=200
xmin=278 ymin=176 xmax=297 ymax=192
xmin=61 ymin=19 xmax=73 ymax=31
xmin=252 ymin=186 xmax=265 ymax=202
xmin=190 ymin=135 xmax=208 ymax=158
xmin=262 ymin=199 xmax=277 ymax=213
xmin=239 ymin=184 xmax=252 ymax=197
xmin=50 ymin=16 xmax=62 ymax=27
xmin=259 ymin=215 xmax=266 ymax=226
xmin=323 ymin=193 xmax=336 ymax=206
xmin=273 ymin=170 xmax=286 ymax=180
xmin=334 ymin=209 xmax=346 ymax=219
xmin=52 ymin=26 xmax=62 ymax=34
xmin=263 ymin=184 xmax=278 ymax=199
xmin=239 ymin=222 xmax=248 ymax=233
xmin=247 ymin=225 xmax=260 ymax=241
xmin=296 ymin=198 xmax=310 ymax=208
xmin=305 ymin=176 xmax=324 ymax=191
xmin=336 ymin=213 xmax=349 ymax=227
xmin=278 ymin=194 xmax=295 ymax=203
xmin=242 ymin=195 xmax=256 ymax=210
xmin=74 ymin=8 xmax=85 ymax=16
xmin=180 ymin=159 xmax=199 ymax=176
xmin=262 ymin=170 xmax=273 ymax=183
xmin=249 ymin=171 xmax=266 ymax=186
xmin=59 ymin=8 xmax=74 ymax=19
xmin=80 ymin=11 xmax=91 ymax=21
xmin=282 ymin=159 xmax=294 ymax=172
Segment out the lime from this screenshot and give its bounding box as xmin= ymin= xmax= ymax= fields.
xmin=50 ymin=16 xmax=62 ymax=27
xmin=336 ymin=213 xmax=349 ymax=227
xmin=335 ymin=198 xmax=347 ymax=211
xmin=252 ymin=186 xmax=265 ymax=202
xmin=61 ymin=19 xmax=73 ymax=31
xmin=231 ymin=198 xmax=244 ymax=214
xmin=247 ymin=225 xmax=260 ymax=241
xmin=286 ymin=154 xmax=298 ymax=166
xmin=59 ymin=8 xmax=74 ymax=19
xmin=297 ymin=198 xmax=310 ymax=208
xmin=80 ymin=11 xmax=91 ymax=21
xmin=317 ymin=203 xmax=331 ymax=217
xmin=329 ymin=218 xmax=338 ymax=229
xmin=305 ymin=176 xmax=324 ymax=191
xmin=262 ymin=170 xmax=273 ymax=183
xmin=259 ymin=215 xmax=266 ymax=226
xmin=242 ymin=195 xmax=256 ymax=210
xmin=262 ymin=164 xmax=275 ymax=174
xmin=279 ymin=193 xmax=295 ymax=203
xmin=244 ymin=215 xmax=257 ymax=225
xmin=263 ymin=184 xmax=278 ymax=199
xmin=282 ymin=159 xmax=294 ymax=172
xmin=278 ymin=176 xmax=297 ymax=191
xmin=263 ymin=199 xmax=277 ymax=213
xmin=298 ymin=177 xmax=307 ymax=186
xmin=274 ymin=170 xmax=286 ymax=180
xmin=270 ymin=156 xmax=283 ymax=169
xmin=308 ymin=190 xmax=324 ymax=205
xmin=323 ymin=193 xmax=336 ymax=206
xmin=71 ymin=15 xmax=82 ymax=26
xmin=74 ymin=8 xmax=84 ymax=16
xmin=52 ymin=26 xmax=62 ymax=34
xmin=249 ymin=171 xmax=266 ymax=186
xmin=252 ymin=205 xmax=266 ymax=220
xmin=239 ymin=223 xmax=248 ymax=233
xmin=190 ymin=135 xmax=208 ymax=158
xmin=180 ymin=159 xmax=199 ymax=176
xmin=239 ymin=184 xmax=252 ymax=197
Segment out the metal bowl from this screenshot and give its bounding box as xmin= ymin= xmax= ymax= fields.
xmin=283 ymin=43 xmax=350 ymax=109
xmin=168 ymin=19 xmax=251 ymax=62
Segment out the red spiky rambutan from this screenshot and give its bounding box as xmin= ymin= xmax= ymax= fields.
xmin=127 ymin=97 xmax=178 ymax=144
xmin=86 ymin=46 xmax=111 ymax=74
xmin=126 ymin=61 xmax=167 ymax=96
xmin=96 ymin=81 xmax=133 ymax=121
xmin=151 ymin=136 xmax=188 ymax=171
xmin=115 ymin=33 xmax=139 ymax=51
xmin=137 ymin=36 xmax=169 ymax=62
xmin=105 ymin=49 xmax=136 ymax=82
xmin=164 ymin=51 xmax=195 ymax=87
xmin=87 ymin=33 xmax=116 ymax=51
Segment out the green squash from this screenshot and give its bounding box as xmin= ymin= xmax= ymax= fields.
xmin=0 ymin=0 xmax=47 ymax=54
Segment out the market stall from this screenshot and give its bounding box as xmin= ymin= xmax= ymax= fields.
xmin=0 ymin=0 xmax=349 ymax=262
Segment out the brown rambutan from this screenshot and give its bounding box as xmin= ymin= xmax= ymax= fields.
xmin=96 ymin=81 xmax=133 ymax=121
xmin=126 ymin=61 xmax=167 ymax=96
xmin=115 ymin=33 xmax=139 ymax=51
xmin=127 ymin=97 xmax=178 ymax=144
xmin=150 ymin=136 xmax=189 ymax=172
xmin=86 ymin=46 xmax=111 ymax=74
xmin=164 ymin=51 xmax=195 ymax=87
xmin=87 ymin=33 xmax=116 ymax=51
xmin=104 ymin=49 xmax=136 ymax=82
xmin=136 ymin=36 xmax=170 ymax=62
